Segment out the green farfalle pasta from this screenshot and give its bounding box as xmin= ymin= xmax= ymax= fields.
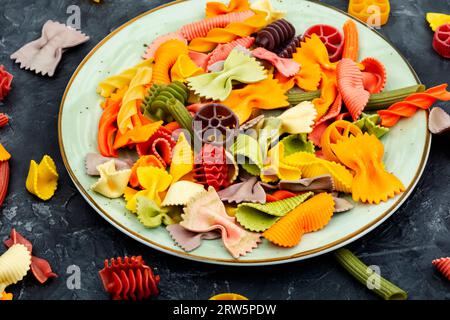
xmin=231 ymin=134 xmax=264 ymax=176
xmin=136 ymin=196 xmax=175 ymax=228
xmin=235 ymin=192 xmax=314 ymax=232
xmin=354 ymin=113 xmax=389 ymax=138
xmin=280 ymin=134 xmax=315 ymax=156
xmin=187 ymin=50 xmax=266 ymax=101
xmin=256 ymin=117 xmax=282 ymax=159
xmin=142 ymin=81 xmax=189 ymax=122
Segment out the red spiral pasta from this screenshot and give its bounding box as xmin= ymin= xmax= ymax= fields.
xmin=136 ymin=127 xmax=176 ymax=167
xmin=193 ymin=144 xmax=229 ymax=191
xmin=99 ymin=256 xmax=160 ymax=300
xmin=0 ymin=113 xmax=9 ymax=128
xmin=432 ymin=257 xmax=450 ymax=281
xmin=378 ymin=84 xmax=450 ymax=127
xmin=180 ymin=10 xmax=254 ymax=41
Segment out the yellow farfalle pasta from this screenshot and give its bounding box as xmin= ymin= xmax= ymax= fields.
xmin=117 ymin=66 xmax=153 ymax=133
xmin=97 ymin=59 xmax=153 ymax=98
xmin=125 ymin=166 xmax=172 ymax=212
xmin=189 ymin=11 xmax=268 ymax=52
xmin=169 ymin=132 xmax=194 ymax=183
xmin=222 ymin=75 xmax=289 ymax=124
xmin=283 ymin=152 xmax=353 ymax=193
xmin=0 ymin=244 xmax=31 ymax=294
xmin=25 ymin=155 xmax=59 ymax=201
xmin=277 ymin=101 xmax=317 ymax=134
xmin=170 ymin=54 xmax=204 ymax=82
xmin=91 ymin=160 xmax=132 ymax=199
xmin=261 ymin=143 xmax=301 ymax=183
xmin=161 ymin=181 xmax=205 ymax=206
xmin=293 ymin=34 xmax=336 ymax=73
xmin=251 ymin=0 xmax=285 ymax=23
xmin=331 ymin=133 xmax=405 ymax=204
xmin=0 ymin=143 xmax=11 ymax=161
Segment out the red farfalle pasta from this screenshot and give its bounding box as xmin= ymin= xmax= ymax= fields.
xmin=99 ymin=256 xmax=160 ymax=300
xmin=378 ymin=84 xmax=450 ymax=127
xmin=0 ymin=113 xmax=9 ymax=128
xmin=361 ymin=57 xmax=387 ymax=94
xmin=337 ymin=58 xmax=370 ymax=121
xmin=136 ymin=127 xmax=176 ymax=167
xmin=193 ymin=144 xmax=229 ymax=191
xmin=432 ymin=257 xmax=450 ymax=281
xmin=3 ymin=228 xmax=57 ymax=284
xmin=0 ymin=65 xmax=13 ymax=101
xmin=180 ymin=11 xmax=254 ymax=41
xmin=206 ymin=36 xmax=255 ymax=68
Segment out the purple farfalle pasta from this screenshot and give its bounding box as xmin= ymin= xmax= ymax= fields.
xmin=218 ymin=176 xmax=266 ymax=204
xmin=166 ymin=224 xmax=221 ymax=252
xmin=279 ymin=174 xmax=334 ymax=193
xmin=255 ymin=19 xmax=296 ymax=53
xmin=333 ymin=196 xmax=354 ymax=213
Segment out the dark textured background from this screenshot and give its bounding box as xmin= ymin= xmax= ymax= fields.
xmin=0 ymin=0 xmax=449 ymax=300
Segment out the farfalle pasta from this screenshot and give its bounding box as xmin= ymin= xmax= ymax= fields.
xmin=169 ymin=132 xmax=194 ymax=183
xmin=25 ymin=155 xmax=59 ymax=201
xmin=0 ymin=244 xmax=32 ymax=294
xmin=206 ymin=0 xmax=250 ymax=17
xmin=91 ymin=160 xmax=132 ymax=199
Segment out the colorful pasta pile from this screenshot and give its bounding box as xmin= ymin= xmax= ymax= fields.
xmin=90 ymin=0 xmax=450 ymax=259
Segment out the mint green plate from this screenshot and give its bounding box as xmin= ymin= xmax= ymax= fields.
xmin=58 ymin=0 xmax=430 ymax=265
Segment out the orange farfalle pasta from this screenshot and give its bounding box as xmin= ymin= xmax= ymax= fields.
xmin=113 ymin=121 xmax=163 ymax=150
xmin=206 ymin=0 xmax=250 ymax=17
xmin=188 ymin=11 xmax=268 ymax=52
xmin=331 ymin=133 xmax=405 ymax=204
xmin=221 ymin=76 xmax=289 ymax=124
xmin=312 ymin=73 xmax=338 ymax=119
xmin=293 ymin=33 xmax=336 ymax=74
xmin=378 ymin=84 xmax=450 ymax=127
xmin=152 ymin=39 xmax=188 ymax=85
xmin=275 ymin=63 xmax=321 ymax=91
xmin=263 ymin=193 xmax=335 ymax=247
xmin=0 ymin=143 xmax=11 ymax=161
xmin=170 ymin=54 xmax=204 ymax=82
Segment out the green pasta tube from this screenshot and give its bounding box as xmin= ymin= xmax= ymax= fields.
xmin=287 ymin=90 xmax=321 ymax=105
xmin=165 ymin=98 xmax=194 ymax=138
xmin=334 ymin=248 xmax=408 ymax=300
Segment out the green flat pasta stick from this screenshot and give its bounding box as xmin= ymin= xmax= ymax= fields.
xmin=287 ymin=90 xmax=321 ymax=105
xmin=334 ymin=248 xmax=408 ymax=300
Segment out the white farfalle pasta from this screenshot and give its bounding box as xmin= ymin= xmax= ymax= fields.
xmin=278 ymin=101 xmax=317 ymax=134
xmin=161 ymin=181 xmax=205 ymax=206
xmin=0 ymin=244 xmax=32 ymax=294
xmin=91 ymin=160 xmax=132 ymax=198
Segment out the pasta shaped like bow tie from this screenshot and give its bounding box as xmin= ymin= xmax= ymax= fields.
xmin=11 ymin=21 xmax=89 ymax=76
xmin=180 ymin=187 xmax=261 ymax=258
xmin=187 ymin=50 xmax=266 ymax=101
xmin=252 ymin=47 xmax=300 ymax=77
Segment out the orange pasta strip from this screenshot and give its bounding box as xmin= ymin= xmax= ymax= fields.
xmin=378 ymin=84 xmax=450 ymax=127
xmin=188 ymin=11 xmax=268 ymax=52
xmin=206 ymin=0 xmax=250 ymax=17
xmin=312 ymin=73 xmax=338 ymax=119
xmin=342 ymin=19 xmax=359 ymax=61
xmin=129 ymin=155 xmax=164 ymax=188
xmin=98 ymin=99 xmax=121 ymax=157
xmin=263 ymin=193 xmax=335 ymax=247
xmin=113 ymin=121 xmax=162 ymax=150
xmin=152 ymin=40 xmax=189 ymax=85
xmin=331 ymin=133 xmax=405 ymax=204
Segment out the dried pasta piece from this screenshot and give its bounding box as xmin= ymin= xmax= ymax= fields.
xmin=426 ymin=13 xmax=450 ymax=32
xmin=331 ymin=133 xmax=405 ymax=204
xmin=129 ymin=155 xmax=164 ymax=188
xmin=117 ymin=66 xmax=153 ymax=133
xmin=429 ymin=107 xmax=450 ymax=135
xmin=152 ymin=39 xmax=189 ymax=85
xmin=85 ymin=153 xmax=133 ymax=176
xmin=313 ymin=73 xmax=338 ymax=119
xmin=206 ymin=37 xmax=255 ymax=68
xmin=250 ymin=0 xmax=285 ymax=23
xmin=378 ymin=84 xmax=450 ymax=127
xmin=321 ymin=120 xmax=363 ymax=163
xmin=187 ymin=50 xmax=266 ymax=101
xmin=136 ymin=127 xmax=177 ymax=166
xmin=180 ymin=187 xmax=261 ymax=258
xmin=282 ymin=152 xmax=353 ymax=193
xmin=91 ymin=160 xmax=132 ymax=199
xmin=0 ymin=292 xmax=12 ymax=300
xmin=222 ymin=75 xmax=288 ymax=123
xmin=432 ymin=257 xmax=450 ymax=281
xmin=170 ymin=54 xmax=204 ymax=82
xmin=169 ymin=132 xmax=194 ymax=183
xmin=0 ymin=144 xmax=11 ymax=161
xmin=10 ymin=21 xmax=89 ymax=77
xmin=0 ymin=66 xmax=13 ymax=101
xmin=342 ymin=19 xmax=359 ymax=61
xmin=166 ymin=224 xmax=221 ymax=252
xmin=0 ymin=244 xmax=31 ymax=294
xmin=231 ymin=134 xmax=263 ymax=175
xmin=275 ymin=63 xmax=322 ymax=91
xmin=433 ymin=24 xmax=450 ymax=59
xmin=333 ymin=196 xmax=354 ymax=213
xmin=182 ymin=11 xmax=254 ymax=41
xmin=280 ymin=134 xmax=315 ymax=156
xmin=206 ymin=0 xmax=250 ymax=17
xmin=261 ymin=143 xmax=301 ymax=183
xmin=235 ymin=192 xmax=313 ymax=232
xmin=278 ymin=101 xmax=317 ymax=134
xmin=354 ymin=113 xmax=389 ymax=138
xmin=136 ymin=196 xmax=174 ymax=228
xmin=188 ymin=11 xmax=268 ymax=52
xmin=303 ymin=24 xmax=344 ymax=62
xmin=266 ymin=190 xmax=296 ymax=202
xmin=25 ymin=155 xmax=59 ymax=201
xmin=252 ymin=47 xmax=300 ymax=77
xmin=194 ymin=144 xmax=230 ymax=190
xmin=279 ymin=175 xmax=334 ymax=193
xmin=256 ymin=117 xmax=282 ymax=160
xmin=348 ymin=0 xmax=390 ymax=27
xmin=0 ymin=113 xmax=9 ymax=128
xmin=292 ymin=34 xmax=336 ymax=73
xmin=314 ymin=93 xmax=343 ymax=130
xmin=0 ymin=160 xmax=9 ymax=208
xmin=264 ymin=193 xmax=334 ymax=247
xmin=161 ymin=181 xmax=205 ymax=206
xmin=97 ymin=59 xmax=153 ymax=98
xmin=337 ymin=58 xmax=370 ymax=121
xmin=112 ymin=121 xmax=163 ymax=149
xmin=361 ymin=57 xmax=387 ymax=94
xmin=143 ymin=32 xmax=186 ymax=60
xmin=125 ymin=166 xmax=172 ymax=212
xmin=218 ymin=176 xmax=266 ymax=204
xmin=98 ymin=99 xmax=120 ymax=157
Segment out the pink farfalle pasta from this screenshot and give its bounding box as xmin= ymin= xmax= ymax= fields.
xmin=252 ymin=47 xmax=300 ymax=77
xmin=166 ymin=224 xmax=221 ymax=252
